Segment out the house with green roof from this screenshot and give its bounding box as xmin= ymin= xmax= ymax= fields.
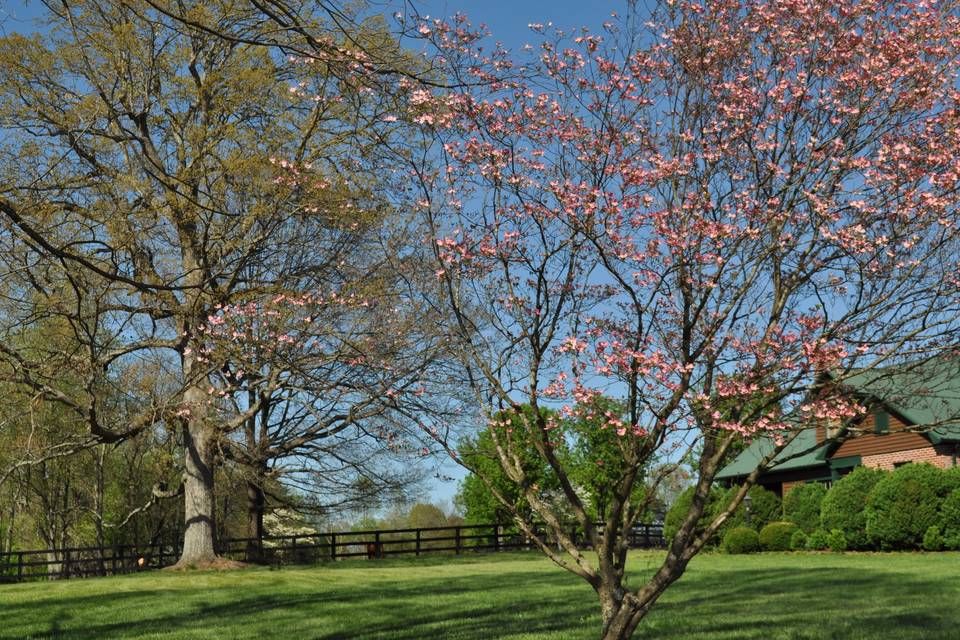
xmin=716 ymin=358 xmax=960 ymax=496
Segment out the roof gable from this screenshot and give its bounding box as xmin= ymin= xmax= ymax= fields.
xmin=715 ymin=428 xmax=830 ymax=481
xmin=837 ymin=356 xmax=960 ymax=443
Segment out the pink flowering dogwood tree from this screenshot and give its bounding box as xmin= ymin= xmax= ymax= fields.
xmin=397 ymin=2 xmax=960 ymax=637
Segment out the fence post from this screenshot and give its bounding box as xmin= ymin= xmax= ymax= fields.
xmin=374 ymin=531 xmax=381 ymax=559
xmin=493 ymin=525 xmax=500 ymax=552
xmin=415 ymin=529 xmax=422 ymax=557
xmin=63 ymin=548 xmax=71 ymax=580
xmin=17 ymin=552 xmax=23 ymax=582
xmin=455 ymin=527 xmax=461 ymax=555
xmin=329 ymin=533 xmax=336 ymax=561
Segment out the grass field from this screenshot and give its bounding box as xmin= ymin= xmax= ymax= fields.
xmin=1 ymin=551 xmax=959 ymax=639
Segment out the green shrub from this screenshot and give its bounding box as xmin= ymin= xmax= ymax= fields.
xmin=789 ymin=529 xmax=808 ymax=551
xmin=806 ymin=529 xmax=830 ymax=550
xmin=663 ymin=486 xmax=722 ymax=543
xmin=866 ymin=463 xmax=951 ymax=550
xmin=821 ymin=466 xmax=886 ymax=550
xmin=783 ymin=483 xmax=827 ymax=533
xmin=937 ymin=488 xmax=960 ymax=550
xmin=944 ymin=466 xmax=960 ymax=493
xmin=723 ymin=527 xmax=760 ymax=554
xmin=713 ymin=485 xmax=781 ymax=534
xmin=759 ymin=521 xmax=799 ymax=551
xmin=923 ymin=525 xmax=945 ymax=551
xmin=826 ymin=528 xmax=847 ymax=552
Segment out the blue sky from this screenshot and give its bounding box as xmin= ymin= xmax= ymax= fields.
xmin=418 ymin=0 xmax=623 ymax=46
xmin=411 ymin=0 xmax=627 ymax=507
xmin=0 ymin=0 xmax=628 ymax=511
xmin=2 ymin=0 xmax=625 ymax=47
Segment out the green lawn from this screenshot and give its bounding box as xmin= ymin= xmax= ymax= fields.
xmin=1 ymin=551 xmax=959 ymax=639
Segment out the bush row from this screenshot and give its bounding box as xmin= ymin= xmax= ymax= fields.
xmin=666 ymin=463 xmax=960 ymax=553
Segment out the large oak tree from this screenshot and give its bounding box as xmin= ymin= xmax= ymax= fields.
xmin=0 ymin=0 xmax=419 ymax=565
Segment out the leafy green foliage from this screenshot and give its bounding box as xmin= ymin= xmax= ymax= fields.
xmin=866 ymin=464 xmax=952 ymax=550
xmin=806 ymin=529 xmax=830 ymax=550
xmin=723 ymin=527 xmax=760 ymax=554
xmin=663 ymin=486 xmax=723 ymax=543
xmin=826 ymin=529 xmax=847 ymax=552
xmin=821 ymin=466 xmax=886 ymax=550
xmin=713 ymin=485 xmax=781 ymax=533
xmin=782 ymin=483 xmax=827 ymax=533
xmin=456 ymin=406 xmax=564 ymax=526
xmin=456 ymin=398 xmax=657 ymax=528
xmin=759 ymin=522 xmax=799 ymax=551
xmin=936 ymin=488 xmax=960 ymax=550
xmin=923 ymin=525 xmax=945 ymax=551
xmin=789 ymin=529 xmax=808 ymax=551
xmin=565 ymin=397 xmax=652 ymax=521
xmin=407 ymin=503 xmax=449 ymax=529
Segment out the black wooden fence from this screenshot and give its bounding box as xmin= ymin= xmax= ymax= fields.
xmin=0 ymin=522 xmax=664 ymax=583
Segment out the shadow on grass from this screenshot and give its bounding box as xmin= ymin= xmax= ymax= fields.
xmin=646 ymin=564 xmax=956 ymax=639
xmin=2 ymin=557 xmax=958 ymax=639
xmin=0 ymin=569 xmax=595 ymax=640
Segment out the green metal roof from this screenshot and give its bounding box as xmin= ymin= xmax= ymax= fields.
xmin=715 ymin=428 xmax=830 ymax=480
xmin=716 ymin=354 xmax=960 ymax=481
xmin=837 ymin=356 xmax=960 ymax=443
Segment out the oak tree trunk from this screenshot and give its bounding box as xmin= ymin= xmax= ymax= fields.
xmin=176 ymin=385 xmax=218 ymax=566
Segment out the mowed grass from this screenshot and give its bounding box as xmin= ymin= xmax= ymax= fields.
xmin=1 ymin=551 xmax=959 ymax=640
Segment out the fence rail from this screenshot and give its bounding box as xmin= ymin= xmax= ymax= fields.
xmin=0 ymin=522 xmax=664 ymax=584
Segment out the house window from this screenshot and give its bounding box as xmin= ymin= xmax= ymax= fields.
xmin=874 ymin=409 xmax=890 ymax=435
xmin=824 ymin=421 xmax=841 ymax=439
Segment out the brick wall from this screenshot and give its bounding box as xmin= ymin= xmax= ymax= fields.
xmin=861 ymin=445 xmax=957 ymax=471
xmin=781 ymin=480 xmax=805 ymax=495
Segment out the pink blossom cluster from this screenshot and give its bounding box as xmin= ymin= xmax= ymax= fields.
xmin=400 ymin=1 xmax=960 ymax=443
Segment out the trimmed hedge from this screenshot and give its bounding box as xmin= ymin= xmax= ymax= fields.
xmin=663 ymin=486 xmax=723 ymax=543
xmin=826 ymin=528 xmax=847 ymax=552
xmin=713 ymin=485 xmax=781 ymax=534
xmin=923 ymin=525 xmax=945 ymax=551
xmin=821 ymin=466 xmax=885 ymax=550
xmin=723 ymin=527 xmax=760 ymax=554
xmin=759 ymin=521 xmax=799 ymax=551
xmin=707 ymin=464 xmax=960 ymax=553
xmin=937 ymin=488 xmax=960 ymax=550
xmin=866 ymin=463 xmax=951 ymax=550
xmin=806 ymin=529 xmax=830 ymax=550
xmin=783 ymin=483 xmax=827 ymax=533
xmin=789 ymin=529 xmax=808 ymax=551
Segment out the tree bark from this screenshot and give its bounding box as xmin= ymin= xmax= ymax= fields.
xmin=176 ymin=384 xmax=218 ymax=566
xmin=600 ymin=606 xmax=642 ymax=640
xmin=245 ymin=477 xmax=266 ymax=563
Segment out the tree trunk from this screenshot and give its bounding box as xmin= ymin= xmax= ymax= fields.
xmin=245 ymin=477 xmax=266 ymax=563
xmin=176 ymin=384 xmax=218 ymax=566
xmin=597 ymin=551 xmax=691 ymax=640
